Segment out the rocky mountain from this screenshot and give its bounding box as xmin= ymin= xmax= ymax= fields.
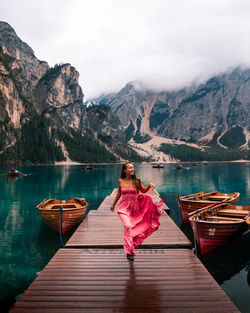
xmin=1 ymin=21 xmax=249 ymax=164
xmin=97 ymin=69 xmax=250 ymax=152
xmin=0 ymin=21 xmax=141 ymax=164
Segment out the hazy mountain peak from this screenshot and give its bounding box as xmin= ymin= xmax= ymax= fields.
xmin=125 ymin=81 xmax=146 ymax=91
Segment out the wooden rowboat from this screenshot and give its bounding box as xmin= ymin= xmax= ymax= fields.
xmin=152 ymin=164 xmax=164 ymax=168
xmin=8 ymin=170 xmax=23 ymax=177
xmin=37 ymin=198 xmax=88 ymax=234
xmin=189 ymin=203 xmax=250 ymax=255
xmin=177 ymin=191 xmax=240 ymax=224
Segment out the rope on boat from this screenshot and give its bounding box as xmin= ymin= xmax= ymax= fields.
xmin=59 ymin=206 xmax=64 ymax=247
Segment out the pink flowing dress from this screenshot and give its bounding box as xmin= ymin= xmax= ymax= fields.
xmin=117 ymin=187 xmax=164 ymax=256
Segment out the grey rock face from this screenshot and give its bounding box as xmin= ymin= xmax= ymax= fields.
xmin=98 ymin=69 xmax=250 ymax=147
xmin=0 ymin=22 xmax=134 ymax=162
xmin=83 ymin=104 xmax=126 ymax=147
xmin=102 ymin=82 xmax=163 ymax=140
xmin=34 ymin=63 xmax=85 ymax=130
xmin=162 ymin=70 xmax=249 ymax=143
xmin=0 ymin=21 xmax=49 ymax=89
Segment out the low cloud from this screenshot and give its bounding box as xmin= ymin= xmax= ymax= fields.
xmin=1 ymin=0 xmax=250 ymax=98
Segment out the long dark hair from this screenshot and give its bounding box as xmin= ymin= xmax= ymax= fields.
xmin=120 ymin=162 xmax=141 ymax=191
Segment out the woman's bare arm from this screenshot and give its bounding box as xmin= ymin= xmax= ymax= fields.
xmin=110 ymin=180 xmax=122 ymax=211
xmin=139 ymin=181 xmax=155 ymax=193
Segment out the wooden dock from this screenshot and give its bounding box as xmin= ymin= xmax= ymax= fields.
xmin=65 ymin=190 xmax=190 ymax=249
xmin=10 ymin=190 xmax=240 ymax=313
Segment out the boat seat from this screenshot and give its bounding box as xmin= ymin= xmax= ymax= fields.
xmin=188 ymin=199 xmax=215 ymax=202
xmin=208 ymin=196 xmax=230 ymax=200
xmin=217 ymin=209 xmax=249 ymax=217
xmin=50 ymin=204 xmax=77 ymax=209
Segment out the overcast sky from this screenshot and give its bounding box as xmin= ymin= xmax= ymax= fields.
xmin=1 ymin=0 xmax=250 ymax=99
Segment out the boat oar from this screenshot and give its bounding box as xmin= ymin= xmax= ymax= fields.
xmin=188 ymin=207 xmax=209 ymax=218
xmin=188 ymin=203 xmax=217 ymax=218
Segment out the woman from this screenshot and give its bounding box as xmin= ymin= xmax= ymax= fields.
xmin=110 ymin=162 xmax=163 ymax=261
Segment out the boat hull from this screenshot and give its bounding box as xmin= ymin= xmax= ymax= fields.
xmin=8 ymin=171 xmax=23 ymax=177
xmin=180 ymin=201 xmax=212 ymax=224
xmin=189 ymin=202 xmax=250 ymax=255
xmin=190 ymin=219 xmax=247 ymax=255
xmin=37 ymin=198 xmax=88 ymax=234
xmin=179 ymin=192 xmax=240 ymax=223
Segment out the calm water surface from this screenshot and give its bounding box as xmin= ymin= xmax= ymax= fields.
xmin=0 ymin=163 xmax=250 ymax=312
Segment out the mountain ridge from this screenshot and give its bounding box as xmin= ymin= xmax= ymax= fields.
xmin=96 ymin=68 xmax=250 ymax=149
xmin=0 ymin=21 xmax=249 ymax=164
xmin=0 ymin=21 xmax=144 ymax=164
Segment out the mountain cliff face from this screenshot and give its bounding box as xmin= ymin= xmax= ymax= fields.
xmin=100 ymin=82 xmax=158 ymax=142
xmin=0 ymin=22 xmax=49 ymax=155
xmin=0 ymin=21 xmax=139 ymax=164
xmin=157 ymin=70 xmax=250 ymax=147
xmin=98 ymin=69 xmax=250 ymax=150
xmin=34 ymin=63 xmax=85 ymax=130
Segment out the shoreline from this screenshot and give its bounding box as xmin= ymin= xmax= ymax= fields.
xmin=1 ymin=160 xmax=249 ymax=166
xmin=39 ymin=159 xmax=250 ymax=165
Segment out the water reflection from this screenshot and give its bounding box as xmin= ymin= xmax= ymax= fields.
xmin=7 ymin=176 xmax=21 ymax=184
xmin=125 ymin=261 xmax=161 ymax=310
xmin=54 ymin=165 xmax=70 ymax=192
xmin=137 ymin=165 xmax=165 ymax=186
xmin=4 ymin=201 xmax=23 ymax=233
xmin=125 ymin=262 xmax=136 ymax=308
xmin=201 ymin=231 xmax=250 ymax=284
xmin=199 ymin=231 xmax=250 ymax=313
xmin=247 ymin=264 xmax=250 ymax=287
xmin=0 ymin=163 xmax=250 ymax=312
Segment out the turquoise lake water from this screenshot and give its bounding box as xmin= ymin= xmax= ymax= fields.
xmin=0 ymin=163 xmax=250 ymax=312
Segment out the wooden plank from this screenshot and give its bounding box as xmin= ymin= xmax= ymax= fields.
xmin=9 ymin=189 xmax=240 ymax=312
xmin=10 ymin=309 xmax=237 ymax=313
xmin=66 ymin=214 xmax=191 ymax=248
xmin=10 ymin=248 xmax=240 ymax=313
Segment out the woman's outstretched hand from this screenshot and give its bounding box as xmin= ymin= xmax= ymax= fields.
xmin=110 ymin=204 xmax=115 ymax=212
xmin=149 ymin=183 xmax=155 ymax=190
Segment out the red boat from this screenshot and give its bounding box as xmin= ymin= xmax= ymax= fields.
xmin=177 ymin=191 xmax=240 ymax=223
xmin=8 ymin=169 xmax=23 ymax=177
xmin=189 ymin=202 xmax=250 ymax=255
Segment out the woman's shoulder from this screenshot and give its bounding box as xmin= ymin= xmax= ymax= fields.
xmin=118 ymin=178 xmax=124 ymax=187
xmin=119 ymin=178 xmax=135 ymax=188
